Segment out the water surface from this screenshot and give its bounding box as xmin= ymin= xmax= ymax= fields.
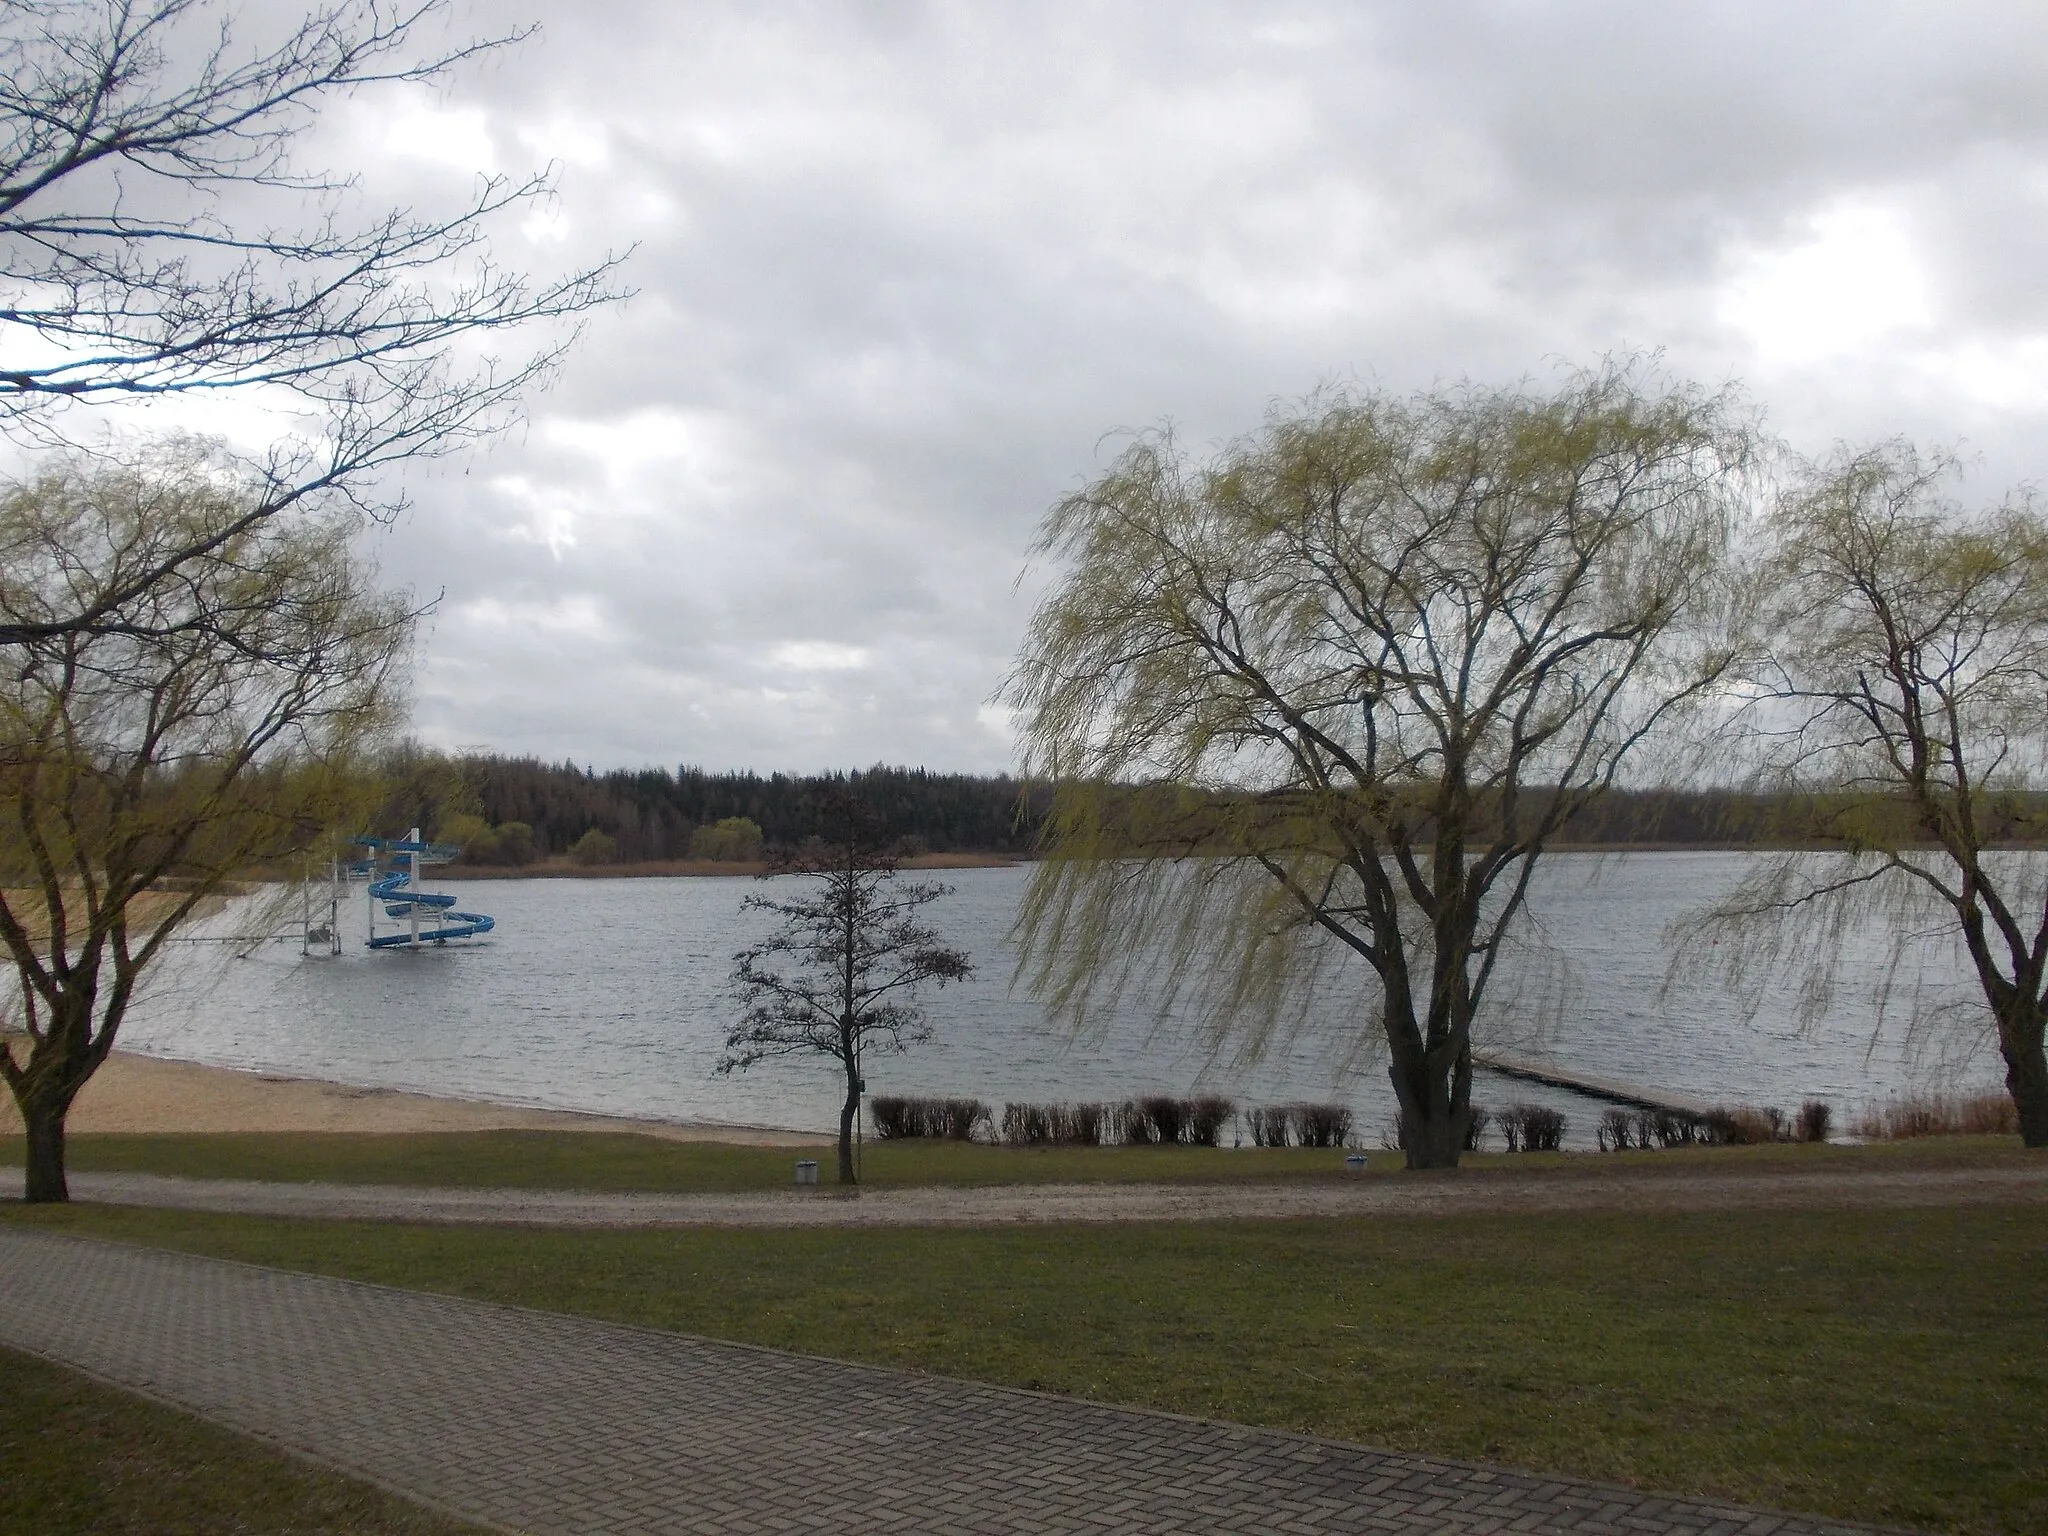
xmin=120 ymin=854 xmax=2009 ymax=1143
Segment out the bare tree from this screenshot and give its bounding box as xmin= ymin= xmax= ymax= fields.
xmin=0 ymin=442 xmax=414 ymax=1200
xmin=0 ymin=0 xmax=626 ymax=644
xmin=1689 ymin=443 xmax=2048 ymax=1146
xmin=1007 ymin=367 xmax=1751 ymax=1169
xmin=720 ymin=796 xmax=971 ymax=1184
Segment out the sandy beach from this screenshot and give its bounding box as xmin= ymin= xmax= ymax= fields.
xmin=0 ymin=1047 xmax=826 ymax=1145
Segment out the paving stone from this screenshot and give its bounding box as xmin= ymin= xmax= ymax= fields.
xmin=0 ymin=1229 xmax=1913 ymax=1536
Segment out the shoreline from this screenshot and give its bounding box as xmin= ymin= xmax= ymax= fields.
xmin=433 ymin=851 xmax=1022 ymax=880
xmin=0 ymin=1047 xmax=828 ymax=1145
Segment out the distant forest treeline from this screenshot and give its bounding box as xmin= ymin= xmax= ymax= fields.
xmin=370 ymin=752 xmax=2048 ymax=865
xmin=382 ymin=755 xmax=1053 ymax=862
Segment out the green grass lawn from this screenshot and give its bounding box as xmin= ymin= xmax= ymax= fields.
xmin=0 ymin=1344 xmax=484 ymax=1536
xmin=1 ymin=1125 xmax=2031 ymax=1192
xmin=5 ymin=1200 xmax=2040 ymax=1536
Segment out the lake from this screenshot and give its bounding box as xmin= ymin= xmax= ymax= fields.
xmin=118 ymin=853 xmax=2010 ymax=1146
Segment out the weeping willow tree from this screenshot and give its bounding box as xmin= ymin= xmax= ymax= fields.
xmin=1008 ymin=367 xmax=1752 ymax=1168
xmin=0 ymin=443 xmax=414 ymax=1200
xmin=1681 ymin=444 xmax=2048 ymax=1146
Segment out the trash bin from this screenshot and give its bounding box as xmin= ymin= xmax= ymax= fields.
xmin=794 ymin=1160 xmax=819 ymax=1186
xmin=1344 ymin=1153 xmax=1368 ymax=1172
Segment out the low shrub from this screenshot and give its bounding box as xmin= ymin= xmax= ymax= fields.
xmin=869 ymin=1096 xmax=922 ymax=1139
xmin=1231 ymin=1101 xmax=1354 ymax=1148
xmin=1498 ymin=1103 xmax=1567 ymax=1152
xmin=996 ymin=1101 xmax=1113 ymax=1146
xmin=1188 ymin=1095 xmax=1236 ymax=1147
xmin=1596 ymin=1108 xmax=1636 ymax=1152
xmin=1137 ymin=1095 xmax=1189 ymax=1145
xmin=1245 ymin=1106 xmax=1288 ymax=1148
xmin=1647 ymin=1110 xmax=1695 ymax=1148
xmin=1698 ymin=1107 xmax=1785 ymax=1146
xmin=936 ymin=1098 xmax=989 ymax=1141
xmin=1853 ymin=1091 xmax=2018 ymax=1139
xmin=1797 ymin=1099 xmax=1832 ymax=1143
xmin=869 ymin=1096 xmax=988 ymax=1140
xmin=1000 ymin=1102 xmax=1055 ymax=1146
xmin=1291 ymin=1102 xmax=1354 ymax=1149
xmin=1693 ymin=1110 xmax=1735 ymax=1145
xmin=1110 ymin=1095 xmax=1239 ymax=1146
xmin=1604 ymin=1103 xmax=1828 ymax=1150
xmin=1063 ymin=1102 xmax=1109 ymax=1146
xmin=1463 ymin=1106 xmax=1492 ymax=1152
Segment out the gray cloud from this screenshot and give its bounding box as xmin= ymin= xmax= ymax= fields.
xmin=316 ymin=0 xmax=2048 ymax=771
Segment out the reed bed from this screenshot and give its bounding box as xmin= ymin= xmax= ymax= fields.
xmin=1853 ymin=1092 xmax=2018 ymax=1140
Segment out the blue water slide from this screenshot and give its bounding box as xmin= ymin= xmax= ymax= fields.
xmin=355 ymin=836 xmax=495 ymax=947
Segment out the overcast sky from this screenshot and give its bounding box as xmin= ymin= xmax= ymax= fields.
xmin=271 ymin=1 xmax=2048 ymax=773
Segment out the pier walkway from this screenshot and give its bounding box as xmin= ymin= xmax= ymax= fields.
xmin=0 ymin=1228 xmax=1905 ymax=1535
xmin=1472 ymin=1053 xmax=1716 ymax=1115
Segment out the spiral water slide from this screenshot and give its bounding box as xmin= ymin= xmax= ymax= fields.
xmin=355 ymin=832 xmax=496 ymax=948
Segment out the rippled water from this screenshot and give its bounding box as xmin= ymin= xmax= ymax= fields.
xmin=118 ymin=853 xmax=2010 ymax=1143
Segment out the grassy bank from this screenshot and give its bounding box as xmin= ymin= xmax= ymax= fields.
xmin=12 ymin=1130 xmax=1370 ymax=1190
xmin=5 ymin=1201 xmax=2040 ymax=1535
xmin=0 ymin=1345 xmax=481 ymax=1536
xmin=0 ymin=1126 xmax=2030 ymax=1193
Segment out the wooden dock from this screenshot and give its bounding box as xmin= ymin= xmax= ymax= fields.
xmin=1471 ymin=1051 xmax=1713 ymax=1116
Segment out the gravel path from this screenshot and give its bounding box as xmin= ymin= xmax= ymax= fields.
xmin=58 ymin=1158 xmax=2048 ymax=1227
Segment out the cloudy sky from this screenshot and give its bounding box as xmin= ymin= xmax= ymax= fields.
xmin=269 ymin=1 xmax=2048 ymax=773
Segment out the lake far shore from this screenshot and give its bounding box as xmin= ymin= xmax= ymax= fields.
xmin=431 ymin=850 xmax=1022 ymax=879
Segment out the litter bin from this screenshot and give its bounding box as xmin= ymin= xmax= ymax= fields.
xmin=1344 ymin=1153 xmax=1368 ymax=1172
xmin=794 ymin=1160 xmax=819 ymax=1186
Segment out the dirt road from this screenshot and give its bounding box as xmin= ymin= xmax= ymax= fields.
xmin=55 ymin=1156 xmax=2048 ymax=1228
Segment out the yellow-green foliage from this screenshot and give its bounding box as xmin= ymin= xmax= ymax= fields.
xmin=691 ymin=816 xmax=764 ymax=861
xmin=1006 ymin=366 xmax=1753 ymax=1157
xmin=0 ymin=443 xmax=413 ymax=1193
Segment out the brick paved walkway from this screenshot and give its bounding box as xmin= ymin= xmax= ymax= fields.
xmin=0 ymin=1229 xmax=1903 ymax=1536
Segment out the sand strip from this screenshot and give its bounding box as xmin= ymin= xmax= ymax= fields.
xmin=0 ymin=1048 xmax=826 ymax=1146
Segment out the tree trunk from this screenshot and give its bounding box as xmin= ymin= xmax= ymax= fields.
xmin=1387 ymin=1047 xmax=1471 ymax=1171
xmin=21 ymin=1102 xmax=68 ymax=1203
xmin=1998 ymin=1002 xmax=2048 ymax=1148
xmin=837 ymin=1078 xmax=859 ymax=1185
xmin=1399 ymin=1100 xmax=1463 ymax=1169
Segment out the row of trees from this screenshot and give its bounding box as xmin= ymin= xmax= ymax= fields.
xmin=449 ymin=759 xmax=1051 ymax=862
xmin=10 ymin=379 xmax=2048 ymax=1199
xmin=390 ymin=753 xmax=2048 ymax=867
xmin=1008 ymin=366 xmax=2048 ymax=1165
xmin=2 ymin=6 xmax=2042 ymax=1203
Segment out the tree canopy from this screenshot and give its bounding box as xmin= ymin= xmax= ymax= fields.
xmin=0 ymin=0 xmax=624 ymax=645
xmin=1690 ymin=442 xmax=2048 ymax=1145
xmin=1009 ymin=367 xmax=1753 ymax=1167
xmin=722 ymin=797 xmax=971 ymax=1183
xmin=0 ymin=443 xmax=412 ymax=1199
